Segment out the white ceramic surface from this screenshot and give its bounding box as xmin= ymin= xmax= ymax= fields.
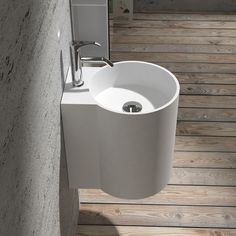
xmin=89 ymin=61 xmax=179 ymax=114
xmin=61 ymin=61 xmax=179 ymax=199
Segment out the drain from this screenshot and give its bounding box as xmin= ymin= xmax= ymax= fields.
xmin=122 ymin=101 xmax=142 ymax=113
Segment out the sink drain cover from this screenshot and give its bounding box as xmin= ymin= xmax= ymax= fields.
xmin=122 ymin=101 xmax=142 ymax=113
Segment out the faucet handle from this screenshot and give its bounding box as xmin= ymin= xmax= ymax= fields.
xmin=81 ymin=57 xmax=114 ymax=67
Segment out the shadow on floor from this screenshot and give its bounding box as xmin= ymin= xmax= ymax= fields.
xmin=78 ymin=210 xmax=120 ymax=236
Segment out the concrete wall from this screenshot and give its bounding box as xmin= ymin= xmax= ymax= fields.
xmin=134 ymin=0 xmax=236 ymax=12
xmin=0 ymin=0 xmax=78 ymax=236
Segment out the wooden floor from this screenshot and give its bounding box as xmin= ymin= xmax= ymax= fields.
xmin=77 ymin=12 xmax=236 ymax=236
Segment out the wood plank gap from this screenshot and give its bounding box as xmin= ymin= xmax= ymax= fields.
xmin=111 ymin=50 xmax=236 ymax=56
xmin=77 ymin=225 xmax=236 ymax=230
xmin=133 ymin=12 xmax=236 ymax=15
xmin=167 ymin=184 xmax=236 ymax=187
xmin=80 ymin=202 xmax=236 ymax=209
xmin=78 ymin=224 xmax=236 ymax=229
xmin=177 ymin=120 xmax=236 ymax=123
xmin=111 ymin=22 xmax=236 ymax=30
xmin=111 ymin=44 xmax=236 ymax=54
xmin=173 ymin=166 xmax=236 ymax=170
xmin=176 ymin=135 xmax=236 ymax=138
xmin=111 ymin=36 xmax=236 ymax=46
xmin=174 ymin=150 xmax=236 ymax=153
xmin=180 ymin=83 xmax=236 ymax=85
xmin=110 ymin=29 xmax=236 ymax=38
xmin=178 ymin=107 xmax=236 ymax=110
xmin=179 ymin=94 xmax=236 ymax=97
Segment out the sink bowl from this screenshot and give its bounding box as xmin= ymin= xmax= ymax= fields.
xmin=61 ymin=61 xmax=179 ymax=199
xmin=89 ymin=61 xmax=179 ymax=114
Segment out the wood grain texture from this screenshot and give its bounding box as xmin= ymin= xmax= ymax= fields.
xmin=112 ymin=43 xmax=236 ymax=54
xmin=79 ymin=204 xmax=236 ymax=228
xmin=111 ymin=27 xmax=236 ymax=37
xmin=109 ymin=61 xmax=236 ymax=73
xmin=180 ymin=84 xmax=236 ymax=95
xmin=178 ymin=108 xmax=236 ymax=122
xmin=170 ymin=168 xmax=236 ymax=186
xmin=111 ymin=20 xmax=236 ymax=29
xmin=132 ymin=13 xmax=236 ymax=21
xmin=176 ymin=73 xmax=236 ymax=84
xmin=111 ymin=35 xmax=236 ymax=45
xmin=80 ymin=186 xmax=236 ymax=206
xmin=179 ymin=96 xmax=236 ymax=108
xmin=111 ymin=52 xmax=236 ymax=64
xmin=77 ymin=225 xmax=236 ymax=236
xmin=175 ymin=136 xmax=236 ymax=152
xmin=160 ymin=62 xmax=236 ymax=73
xmin=176 ymin=121 xmax=236 ymax=136
xmin=174 ymin=151 xmax=236 ymax=168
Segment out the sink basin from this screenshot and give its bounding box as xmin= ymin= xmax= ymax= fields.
xmin=61 ymin=61 xmax=179 ymax=199
xmin=89 ymin=61 xmax=179 ymax=114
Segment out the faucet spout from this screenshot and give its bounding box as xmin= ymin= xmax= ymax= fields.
xmin=81 ymin=57 xmax=114 ymax=67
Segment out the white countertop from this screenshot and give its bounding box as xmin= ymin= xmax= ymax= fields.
xmin=61 ymin=66 xmax=101 ymax=105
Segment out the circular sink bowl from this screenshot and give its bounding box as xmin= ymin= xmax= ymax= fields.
xmin=89 ymin=61 xmax=180 ymax=199
xmin=89 ymin=61 xmax=179 ymax=114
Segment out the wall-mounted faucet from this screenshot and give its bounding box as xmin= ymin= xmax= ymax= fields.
xmin=70 ymin=41 xmax=113 ymax=87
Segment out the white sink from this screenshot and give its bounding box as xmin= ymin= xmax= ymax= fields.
xmin=89 ymin=61 xmax=178 ymax=114
xmin=61 ymin=61 xmax=179 ymax=199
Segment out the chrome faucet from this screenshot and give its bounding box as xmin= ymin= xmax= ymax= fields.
xmin=70 ymin=41 xmax=114 ymax=87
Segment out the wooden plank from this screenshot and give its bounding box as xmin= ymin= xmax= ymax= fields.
xmin=111 ymin=43 xmax=236 ymax=54
xmin=160 ymin=62 xmax=236 ymax=73
xmin=77 ymin=225 xmax=236 ymax=236
xmin=179 ymin=95 xmax=236 ymax=108
xmin=170 ymin=168 xmax=236 ymax=186
xmin=176 ymin=121 xmax=236 ymax=136
xmin=178 ymin=108 xmax=236 ymax=122
xmin=175 ymin=136 xmax=236 ymax=152
xmin=79 ymin=204 xmax=236 ymax=228
xmin=133 ymin=2 xmax=236 ymax=14
xmin=110 ymin=28 xmax=236 ymax=37
xmin=180 ymin=84 xmax=236 ymax=95
xmin=174 ymin=152 xmax=236 ymax=168
xmin=111 ymin=52 xmax=236 ymax=64
xmin=111 ymin=35 xmax=236 ymax=45
xmin=80 ymin=186 xmax=236 ymax=206
xmin=176 ymin=73 xmax=236 ymax=84
xmin=109 ymin=61 xmax=236 ymax=74
xmin=111 ymin=20 xmax=236 ymax=29
xmin=132 ymin=13 xmax=236 ymax=22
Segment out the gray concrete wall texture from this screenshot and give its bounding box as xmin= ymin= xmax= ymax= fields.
xmin=134 ymin=0 xmax=236 ymax=12
xmin=0 ymin=0 xmax=78 ymax=235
